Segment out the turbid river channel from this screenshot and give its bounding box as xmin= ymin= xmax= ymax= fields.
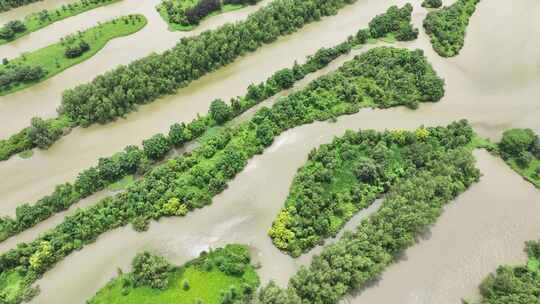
xmin=0 ymin=0 xmax=539 ymax=303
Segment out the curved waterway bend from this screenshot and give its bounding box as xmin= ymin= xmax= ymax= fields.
xmin=3 ymin=0 xmax=540 ymax=302
xmin=0 ymin=0 xmax=271 ymax=136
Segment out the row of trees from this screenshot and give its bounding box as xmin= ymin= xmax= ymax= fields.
xmin=162 ymin=0 xmax=260 ymax=26
xmin=423 ymin=0 xmax=481 ymax=57
xmin=257 ymin=121 xmax=481 ymax=303
xmin=59 ymin=0 xmax=360 ymax=125
xmin=0 ymin=46 xmax=442 ymax=303
xmin=0 ymin=0 xmax=41 ymax=12
xmin=422 ymin=0 xmax=442 ymax=9
xmin=0 ymin=0 xmax=360 ymax=160
xmin=0 ymin=17 xmax=367 ymax=245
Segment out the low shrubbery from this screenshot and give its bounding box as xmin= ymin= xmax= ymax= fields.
xmin=423 ymin=0 xmax=481 ymax=57
xmin=422 ymin=0 xmax=442 ymax=9
xmin=0 ymin=0 xmax=42 ymax=12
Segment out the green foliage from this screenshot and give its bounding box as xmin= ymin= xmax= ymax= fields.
xmin=0 ymin=46 xmax=442 ymax=303
xmin=423 ymin=0 xmax=481 ymax=57
xmin=59 ymin=0 xmax=363 ymax=126
xmin=369 ymin=4 xmax=418 ymax=41
xmin=132 ymin=252 xmax=172 ymax=290
xmin=0 ymin=0 xmax=42 ymax=12
xmin=0 ymin=0 xmax=121 ymax=44
xmin=0 ymin=4 xmax=404 ymax=248
xmin=88 ymin=244 xmax=259 ymax=304
xmin=0 ymin=14 xmax=147 ymax=96
xmin=422 ymin=0 xmax=442 ymax=9
xmin=143 ymin=134 xmax=172 ymax=160
xmin=470 ymin=242 xmax=540 ymax=304
xmin=497 ymin=129 xmax=540 ymax=189
xmin=210 ymin=99 xmax=233 ymax=124
xmin=270 ymin=122 xmax=473 ymax=256
xmin=258 ymin=125 xmax=481 ymax=303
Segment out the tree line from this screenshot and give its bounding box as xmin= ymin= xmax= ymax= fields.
xmin=161 ymin=0 xmax=260 ymax=27
xmin=0 ymin=14 xmax=372 ymax=245
xmin=423 ymin=0 xmax=481 ymax=57
xmin=0 ymin=0 xmax=360 ymax=161
xmin=0 ymin=46 xmax=443 ymax=303
xmin=0 ymin=2 xmax=418 ymax=243
xmin=0 ymin=0 xmax=41 ymax=12
xmin=256 ymin=121 xmax=481 ymax=304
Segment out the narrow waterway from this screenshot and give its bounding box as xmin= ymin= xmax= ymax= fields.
xmin=0 ymin=0 xmax=539 ymax=303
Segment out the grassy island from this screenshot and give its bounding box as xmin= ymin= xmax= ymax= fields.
xmin=0 ymin=0 xmax=122 ymax=46
xmin=88 ymin=245 xmax=260 ymax=304
xmin=0 ymin=14 xmax=147 ymax=96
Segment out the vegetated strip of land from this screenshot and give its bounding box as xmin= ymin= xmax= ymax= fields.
xmin=0 ymin=14 xmax=147 ymax=96
xmin=88 ymin=244 xmax=260 ymax=304
xmin=495 ymin=129 xmax=540 ymax=189
xmin=463 ymin=240 xmax=540 ymax=304
xmin=0 ymin=2 xmax=418 ymax=265
xmin=423 ymin=0 xmax=481 ymax=57
xmin=0 ymin=0 xmax=41 ymax=12
xmin=157 ymin=0 xmax=261 ymax=32
xmin=268 ymin=3 xmax=423 ymax=257
xmin=0 ymin=0 xmax=121 ymax=46
xmin=256 ymin=122 xmax=481 ymax=303
xmin=0 ymin=0 xmax=364 ymax=161
xmin=0 ymin=45 xmax=442 ymax=304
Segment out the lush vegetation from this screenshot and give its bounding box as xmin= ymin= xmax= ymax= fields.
xmin=423 ymin=0 xmax=481 ymax=57
xmin=0 ymin=45 xmax=441 ymax=303
xmin=0 ymin=0 xmax=365 ymax=160
xmin=0 ymin=9 xmax=376 ymax=243
xmin=497 ymin=129 xmax=540 ymax=189
xmin=257 ymin=122 xmax=481 ymax=303
xmin=0 ymin=0 xmax=40 ymax=12
xmin=464 ymin=241 xmax=540 ymax=304
xmin=0 ymin=3 xmax=416 ymax=246
xmin=0 ymin=14 xmax=147 ymax=96
xmin=422 ymin=0 xmax=442 ymax=9
xmin=158 ymin=0 xmax=260 ymax=31
xmin=88 ymin=244 xmax=260 ymax=304
xmin=0 ymin=0 xmax=121 ymax=46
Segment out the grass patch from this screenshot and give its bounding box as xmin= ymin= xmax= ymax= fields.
xmin=0 ymin=14 xmax=147 ymax=96
xmin=88 ymin=244 xmax=259 ymax=304
xmin=107 ymin=175 xmax=135 ymax=191
xmin=0 ymin=0 xmax=122 ymax=46
xmin=507 ymin=158 xmax=540 ymax=189
xmin=157 ymin=1 xmax=247 ymax=32
xmin=466 ymin=134 xmax=497 ymax=151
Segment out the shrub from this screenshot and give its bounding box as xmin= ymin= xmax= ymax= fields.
xmin=132 ymin=252 xmax=172 ymax=289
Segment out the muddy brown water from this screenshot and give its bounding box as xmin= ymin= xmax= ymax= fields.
xmin=0 ymin=0 xmax=537 ymax=303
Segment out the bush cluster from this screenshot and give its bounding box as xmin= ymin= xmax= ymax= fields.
xmin=0 ymin=65 xmax=46 ymax=92
xmin=64 ymin=40 xmax=90 ymax=58
xmin=0 ymin=20 xmax=26 ymax=40
xmin=423 ymin=0 xmax=481 ymax=57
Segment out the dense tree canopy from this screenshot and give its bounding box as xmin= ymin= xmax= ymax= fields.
xmin=258 ymin=122 xmax=480 ymax=303
xmin=0 ymin=46 xmax=443 ymax=304
xmin=0 ymin=0 xmax=41 ymax=12
xmin=423 ymin=0 xmax=481 ymax=57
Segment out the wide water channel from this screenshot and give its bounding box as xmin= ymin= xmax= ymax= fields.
xmin=0 ymin=0 xmax=539 ymax=303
